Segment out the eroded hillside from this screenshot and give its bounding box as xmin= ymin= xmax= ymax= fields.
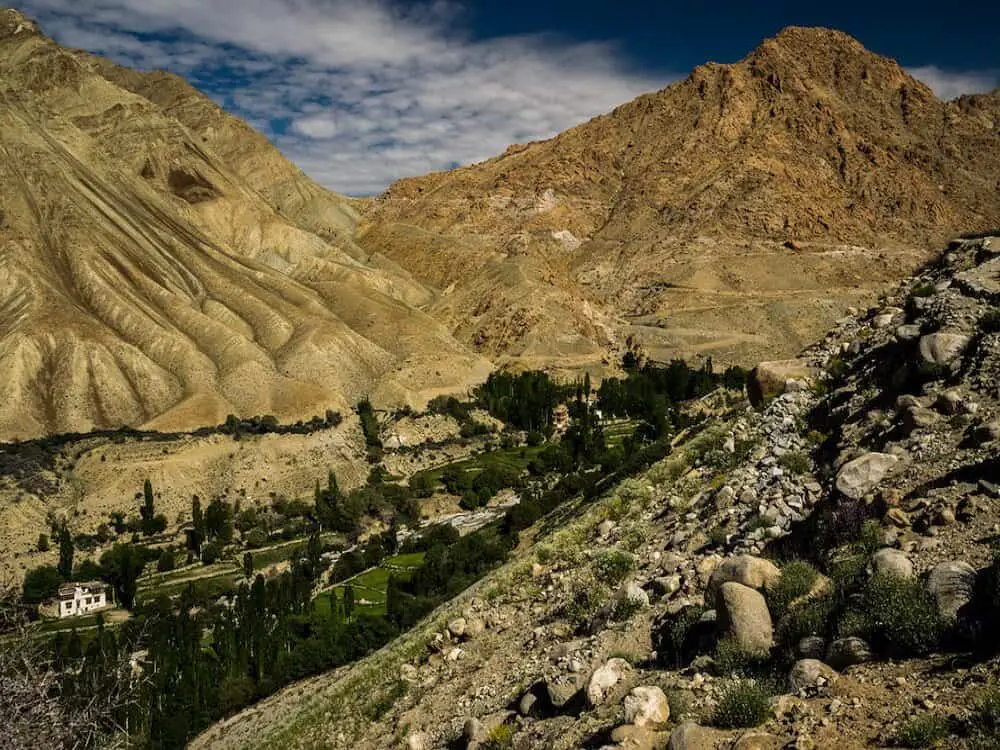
xmin=0 ymin=8 xmax=489 ymax=440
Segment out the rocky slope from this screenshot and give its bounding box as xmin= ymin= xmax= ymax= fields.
xmin=362 ymin=27 xmax=1000 ymax=372
xmin=194 ymin=234 xmax=1000 ymax=749
xmin=0 ymin=8 xmax=489 ymax=440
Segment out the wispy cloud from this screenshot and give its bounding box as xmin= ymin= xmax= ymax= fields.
xmin=907 ymin=65 xmax=1000 ymax=101
xmin=17 ymin=0 xmax=665 ymax=195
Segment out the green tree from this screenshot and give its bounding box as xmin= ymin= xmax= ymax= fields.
xmin=22 ymin=565 xmax=62 ymax=603
xmin=157 ymin=549 xmax=176 ymax=573
xmin=343 ymin=584 xmax=355 ymax=621
xmin=37 ymin=533 xmax=49 ymax=552
xmin=57 ymin=525 xmax=74 ymax=580
xmin=205 ymin=499 xmax=233 ymax=543
xmin=99 ymin=544 xmax=145 ymax=610
xmin=140 ymin=478 xmax=157 ymax=536
xmin=243 ymin=551 xmax=254 ymax=580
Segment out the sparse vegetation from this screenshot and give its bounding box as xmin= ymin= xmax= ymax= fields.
xmin=840 ymin=574 xmax=943 ymax=658
xmin=767 ymin=561 xmax=820 ymax=620
xmin=894 ymin=714 xmax=951 ymax=748
xmin=710 ymin=679 xmax=774 ymax=728
xmin=591 ymin=550 xmax=634 ymax=586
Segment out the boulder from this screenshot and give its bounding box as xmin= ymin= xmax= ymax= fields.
xmin=870 ymin=548 xmax=914 ymax=579
xmin=705 ymin=556 xmax=781 ymax=608
xmin=796 ymin=636 xmax=826 ymax=660
xmin=598 ymin=519 xmax=616 ymax=538
xmin=447 ymin=617 xmax=467 ymax=639
xmin=610 ymin=724 xmax=661 ymax=749
xmin=919 ymin=333 xmax=970 ymax=367
xmin=788 ymin=658 xmax=838 ymax=693
xmin=835 ymin=453 xmax=900 ymax=500
xmin=926 ymin=561 xmax=977 ymax=620
xmin=617 ymin=581 xmax=651 ymax=610
xmin=586 ymin=658 xmax=631 ymax=707
xmin=518 ymin=691 xmax=538 ymax=717
xmin=825 ymin=637 xmax=872 ymax=670
xmin=667 ymin=722 xmax=719 ymax=750
xmin=545 ymin=673 xmax=582 ymax=709
xmin=623 ymin=686 xmax=670 ymax=728
xmin=717 ymin=582 xmax=773 ymax=653
xmin=747 ymin=359 xmax=815 ymax=407
xmin=407 ymin=731 xmax=430 ymax=750
xmin=934 ymin=388 xmax=967 ymax=415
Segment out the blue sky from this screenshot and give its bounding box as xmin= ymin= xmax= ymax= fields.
xmin=15 ymin=0 xmax=1000 ymax=195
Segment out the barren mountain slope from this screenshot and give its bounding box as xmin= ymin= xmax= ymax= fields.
xmin=362 ymin=26 xmax=1000 ymax=370
xmin=0 ymin=9 xmax=489 ymax=439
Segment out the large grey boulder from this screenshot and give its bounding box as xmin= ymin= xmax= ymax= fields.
xmin=919 ymin=333 xmax=970 ymax=367
xmin=835 ymin=453 xmax=900 ymax=499
xmin=825 ymin=637 xmax=872 ymax=670
xmin=788 ymin=658 xmax=838 ymax=693
xmin=623 ymin=686 xmax=670 ymax=728
xmin=705 ymin=555 xmax=781 ymax=608
xmin=717 ymin=582 xmax=773 ymax=653
xmin=870 ymin=548 xmax=914 ymax=579
xmin=586 ymin=657 xmax=631 ymax=707
xmin=926 ymin=561 xmax=977 ymax=620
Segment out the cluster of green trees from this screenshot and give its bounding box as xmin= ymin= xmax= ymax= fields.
xmin=357 ymin=398 xmax=383 ymax=463
xmin=473 ymin=371 xmax=569 ymax=433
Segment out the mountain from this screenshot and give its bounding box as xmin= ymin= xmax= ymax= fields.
xmin=361 ymin=26 xmax=1000 ymax=371
xmin=0 ymin=8 xmax=490 ymax=440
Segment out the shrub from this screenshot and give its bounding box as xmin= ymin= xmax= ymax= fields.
xmin=37 ymin=533 xmax=49 ymax=552
xmin=894 ymin=713 xmax=951 ymax=748
xmin=911 ymin=282 xmax=937 ymax=298
xmin=482 ymin=724 xmax=514 ymax=749
xmin=563 ymin=584 xmax=606 ymax=630
xmin=767 ymin=561 xmax=820 ymax=621
xmin=971 ymin=687 xmax=1000 ymax=735
xmin=713 ymin=637 xmax=769 ymax=677
xmin=777 ymin=450 xmax=811 ymax=476
xmin=655 ymin=605 xmax=709 ymax=669
xmin=840 ymin=574 xmax=943 ymax=658
xmin=774 ymin=595 xmax=835 ymax=653
xmin=156 ymin=550 xmax=176 ymax=573
xmin=710 ymin=679 xmax=774 ymax=728
xmin=201 ymin=542 xmax=222 ymax=565
xmin=591 ymin=550 xmax=634 ymax=586
xmin=22 ymin=565 xmax=63 ymax=604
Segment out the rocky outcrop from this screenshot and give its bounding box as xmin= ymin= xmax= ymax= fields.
xmin=835 ymin=453 xmax=900 ymax=500
xmin=716 ymin=582 xmax=774 ymax=653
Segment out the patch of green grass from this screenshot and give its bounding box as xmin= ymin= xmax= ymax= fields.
xmin=383 ymin=552 xmax=425 ymax=570
xmin=894 ymin=714 xmax=951 ymax=748
xmin=710 ymin=679 xmax=775 ymax=729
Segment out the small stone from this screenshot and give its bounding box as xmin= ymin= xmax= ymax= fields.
xmin=597 ymin=519 xmax=616 ymax=538
xmin=407 ymin=731 xmax=430 ymax=750
xmin=936 ymin=508 xmax=956 ymax=526
xmin=586 ymin=658 xmax=631 ymax=707
xmin=519 ymin=691 xmax=538 ymax=717
xmin=789 ymin=659 xmax=838 ymax=693
xmin=885 ymin=508 xmax=911 ymax=528
xmin=667 ymin=722 xmax=718 ymax=750
xmin=623 ymin=686 xmax=670 ymax=728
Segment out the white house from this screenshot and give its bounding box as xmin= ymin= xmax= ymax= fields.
xmin=54 ymin=581 xmax=110 ymax=618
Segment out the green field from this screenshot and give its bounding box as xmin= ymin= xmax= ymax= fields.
xmin=604 ymin=419 xmax=640 ymax=448
xmin=410 ymin=444 xmax=546 ymax=489
xmin=316 ymin=552 xmax=425 ymax=618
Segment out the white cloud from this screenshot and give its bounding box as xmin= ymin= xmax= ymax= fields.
xmin=17 ymin=0 xmax=666 ymax=194
xmin=907 ymin=65 xmax=1000 ymax=101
